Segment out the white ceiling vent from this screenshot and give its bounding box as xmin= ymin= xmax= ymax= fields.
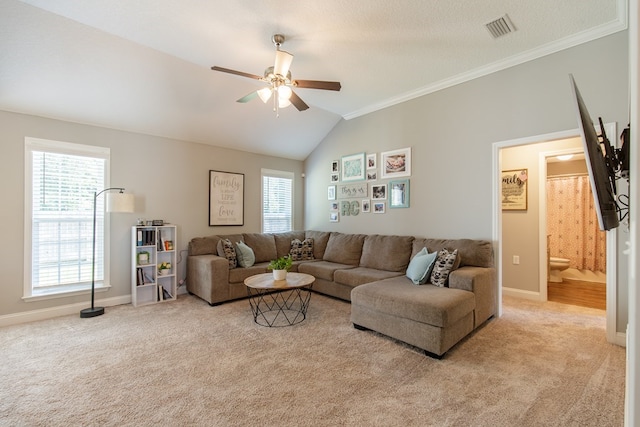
xmin=485 ymin=14 xmax=516 ymax=39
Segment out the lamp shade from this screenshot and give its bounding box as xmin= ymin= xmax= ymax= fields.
xmin=106 ymin=192 xmax=134 ymax=213
xmin=257 ymin=87 xmax=273 ymax=103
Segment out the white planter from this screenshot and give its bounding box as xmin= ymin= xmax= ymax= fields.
xmin=159 ymin=269 xmax=170 ymax=276
xmin=272 ymin=270 xmax=287 ymax=281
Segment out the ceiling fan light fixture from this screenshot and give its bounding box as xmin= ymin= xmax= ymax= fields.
xmin=278 ymin=97 xmax=292 ymax=108
xmin=257 ymin=87 xmax=273 ymax=103
xmin=277 ymin=85 xmax=292 ymax=100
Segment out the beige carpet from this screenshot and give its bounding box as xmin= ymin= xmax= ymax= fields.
xmin=0 ymin=294 xmax=625 ymax=426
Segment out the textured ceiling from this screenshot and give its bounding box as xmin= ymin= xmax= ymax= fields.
xmin=0 ymin=0 xmax=626 ymax=159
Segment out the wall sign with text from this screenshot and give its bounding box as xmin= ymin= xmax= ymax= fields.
xmin=209 ymin=170 xmax=244 ymax=226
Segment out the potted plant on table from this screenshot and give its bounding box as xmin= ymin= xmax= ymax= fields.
xmin=158 ymin=262 xmax=172 ymax=276
xmin=268 ymin=255 xmax=292 ymax=281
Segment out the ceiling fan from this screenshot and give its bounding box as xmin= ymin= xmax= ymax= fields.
xmin=211 ymin=34 xmax=341 ymax=116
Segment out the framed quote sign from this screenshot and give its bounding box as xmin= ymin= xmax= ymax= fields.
xmin=501 ymin=169 xmax=528 ymax=211
xmin=209 ymin=170 xmax=244 ymax=226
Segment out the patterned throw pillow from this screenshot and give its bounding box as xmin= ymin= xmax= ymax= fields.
xmin=289 ymin=238 xmax=315 ymax=261
xmin=216 ymin=238 xmax=238 ymax=269
xmin=430 ymin=249 xmax=458 ymax=287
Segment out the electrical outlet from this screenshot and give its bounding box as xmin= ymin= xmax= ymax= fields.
xmin=513 ymin=255 xmax=520 ymax=265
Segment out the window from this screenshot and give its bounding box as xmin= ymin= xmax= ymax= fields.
xmin=262 ymin=169 xmax=294 ymax=233
xmin=24 ymin=138 xmax=110 ymax=299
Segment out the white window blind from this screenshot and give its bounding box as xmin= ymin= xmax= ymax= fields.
xmin=25 ymin=138 xmax=109 ymax=297
xmin=262 ymin=169 xmax=294 ymax=233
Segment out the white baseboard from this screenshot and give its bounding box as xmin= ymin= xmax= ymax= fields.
xmin=0 ymin=295 xmax=131 ymax=327
xmin=502 ymin=287 xmax=544 ymax=301
xmin=615 ymin=331 xmax=627 ymax=347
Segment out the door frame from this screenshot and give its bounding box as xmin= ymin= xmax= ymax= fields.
xmin=492 ymin=127 xmax=622 ymax=345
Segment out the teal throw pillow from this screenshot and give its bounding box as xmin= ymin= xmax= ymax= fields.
xmin=406 ymin=248 xmax=438 ymax=285
xmin=235 ymin=241 xmax=255 ymax=268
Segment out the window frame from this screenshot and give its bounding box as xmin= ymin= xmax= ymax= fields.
xmin=261 ymin=169 xmax=294 ymax=233
xmin=23 ymin=137 xmax=112 ymax=301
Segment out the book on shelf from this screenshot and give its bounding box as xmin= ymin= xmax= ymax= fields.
xmin=162 ymin=287 xmax=173 ymax=300
xmin=136 ymin=268 xmax=144 ymax=286
xmin=144 ymin=272 xmax=154 ymax=284
xmin=158 ymin=284 xmax=163 ymax=301
xmin=164 ymin=240 xmax=173 ymax=251
xmin=137 ymin=230 xmax=143 ymax=246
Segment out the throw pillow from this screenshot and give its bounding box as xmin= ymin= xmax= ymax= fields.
xmin=289 ymin=238 xmax=315 ymax=261
xmin=235 ymin=241 xmax=255 ymax=268
xmin=406 ymin=247 xmax=438 ymax=285
xmin=216 ymin=238 xmax=238 ymax=269
xmin=430 ymin=249 xmax=459 ymax=287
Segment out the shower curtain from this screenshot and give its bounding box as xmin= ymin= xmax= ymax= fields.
xmin=546 ymin=175 xmax=606 ymax=273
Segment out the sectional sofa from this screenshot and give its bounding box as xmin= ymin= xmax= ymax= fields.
xmin=187 ymin=230 xmax=496 ymax=357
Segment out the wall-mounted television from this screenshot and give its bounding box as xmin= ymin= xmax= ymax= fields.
xmin=568 ymin=74 xmax=620 ymax=231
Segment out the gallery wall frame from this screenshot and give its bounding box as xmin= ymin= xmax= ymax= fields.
xmin=371 ymin=184 xmax=387 ymax=200
xmin=381 ymin=147 xmax=411 ymax=179
xmin=209 ymin=170 xmax=244 ymax=226
xmin=341 ymin=152 xmax=366 ymax=182
xmin=328 ymin=185 xmax=337 ymax=200
xmin=389 ymin=179 xmax=410 ymax=208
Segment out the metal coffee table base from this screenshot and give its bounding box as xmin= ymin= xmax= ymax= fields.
xmin=247 ymin=286 xmax=312 ymax=327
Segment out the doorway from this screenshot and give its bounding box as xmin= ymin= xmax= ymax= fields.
xmin=492 ymin=127 xmax=619 ymax=345
xmin=542 ymin=147 xmax=607 ymax=310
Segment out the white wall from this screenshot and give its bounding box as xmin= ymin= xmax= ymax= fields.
xmin=304 ymin=31 xmax=629 ymax=330
xmin=0 ymin=111 xmax=304 ymax=318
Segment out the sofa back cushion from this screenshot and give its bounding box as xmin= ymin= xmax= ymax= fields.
xmin=412 ymin=238 xmax=493 ymax=268
xmin=323 ymin=232 xmax=366 ymax=266
xmin=243 ymin=233 xmax=277 ymax=263
xmin=305 ymin=230 xmax=331 ymax=260
xmin=359 ymin=234 xmax=414 ymax=272
xmin=189 ymin=236 xmax=220 ymax=256
xmin=273 ymin=231 xmax=306 ymax=258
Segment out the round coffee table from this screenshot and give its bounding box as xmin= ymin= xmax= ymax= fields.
xmin=244 ymin=272 xmax=315 ymax=327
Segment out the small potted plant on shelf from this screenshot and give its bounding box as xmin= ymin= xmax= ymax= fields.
xmin=268 ymin=255 xmax=292 ymax=280
xmin=158 ymin=262 xmax=172 ymax=276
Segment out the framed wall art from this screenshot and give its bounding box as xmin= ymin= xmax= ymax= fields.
xmin=366 ymin=153 xmax=377 ymax=169
xmin=209 ymin=170 xmax=244 ymax=226
xmin=362 ymin=199 xmax=371 ymax=213
xmin=501 ymin=169 xmax=528 ymax=211
xmin=373 ymin=202 xmax=386 ymax=214
xmin=389 ymin=179 xmax=410 ymax=208
xmin=328 ymin=185 xmax=337 ymax=200
xmin=371 ymin=184 xmax=387 ymax=200
xmin=381 ymin=147 xmax=411 ymax=179
xmin=341 ymin=152 xmax=366 ymax=182
xmin=331 ymin=160 xmax=339 ymax=173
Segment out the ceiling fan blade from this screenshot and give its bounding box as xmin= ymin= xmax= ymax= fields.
xmin=211 ymin=66 xmax=262 ymax=80
xmin=274 ymin=50 xmax=293 ymax=77
xmin=293 ymin=79 xmax=341 ymax=91
xmin=289 ymin=90 xmax=309 ymax=111
xmin=236 ymin=91 xmax=259 ymax=103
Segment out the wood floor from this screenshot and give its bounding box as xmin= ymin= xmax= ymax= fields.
xmin=547 ymin=279 xmax=606 ymax=310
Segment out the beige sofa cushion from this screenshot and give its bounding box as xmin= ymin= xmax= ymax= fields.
xmin=334 ymin=267 xmax=403 ymax=287
xmin=351 ymin=277 xmax=476 ymax=328
xmin=305 ymin=230 xmax=331 ymax=259
xmin=298 ymin=260 xmax=354 ymax=281
xmin=323 ymin=232 xmax=366 ymax=266
xmin=189 ymin=236 xmax=220 ymax=256
xmin=243 ymin=233 xmax=277 ymax=263
xmin=359 ymin=234 xmax=414 ymax=272
xmin=412 ymin=238 xmax=493 ymax=268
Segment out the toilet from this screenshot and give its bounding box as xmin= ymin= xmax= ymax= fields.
xmin=549 ymin=256 xmax=570 ymax=282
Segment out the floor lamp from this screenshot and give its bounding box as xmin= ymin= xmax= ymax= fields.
xmin=80 ymin=187 xmax=134 ymax=318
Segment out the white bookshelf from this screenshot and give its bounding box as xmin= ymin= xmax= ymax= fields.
xmin=131 ymin=225 xmax=177 ymax=307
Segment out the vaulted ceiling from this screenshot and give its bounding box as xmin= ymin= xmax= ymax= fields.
xmin=0 ymin=0 xmax=626 ymax=160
